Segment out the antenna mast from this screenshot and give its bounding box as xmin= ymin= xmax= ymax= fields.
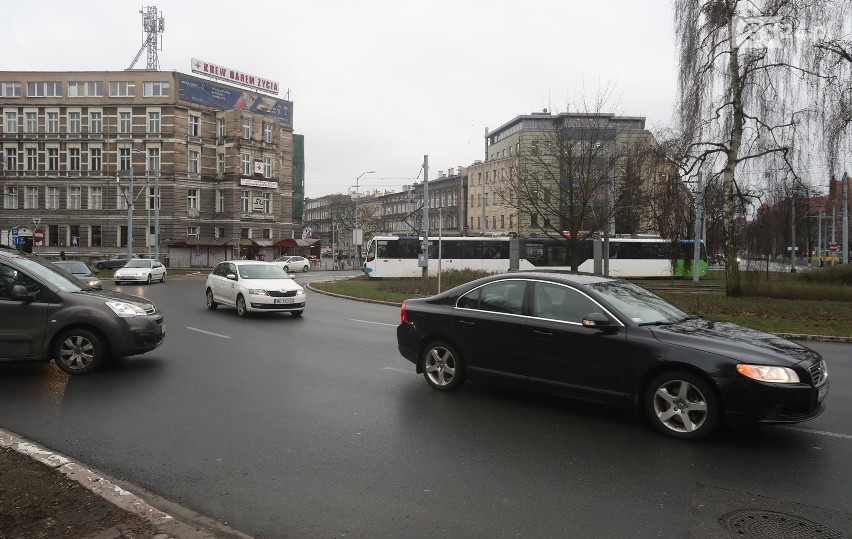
xmin=128 ymin=6 xmax=165 ymax=70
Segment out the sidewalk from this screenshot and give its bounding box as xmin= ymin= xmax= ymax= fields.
xmin=0 ymin=428 xmax=253 ymax=539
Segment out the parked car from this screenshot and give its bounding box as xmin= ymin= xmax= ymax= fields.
xmin=205 ymin=260 xmax=305 ymax=317
xmin=113 ymin=259 xmax=167 ymax=285
xmin=274 ymin=255 xmax=310 ymax=272
xmin=396 ymin=270 xmax=829 ymax=440
xmin=0 ymin=246 xmax=165 ymax=374
xmin=93 ymin=254 xmax=130 ymax=270
xmin=51 ymin=260 xmax=103 ymax=290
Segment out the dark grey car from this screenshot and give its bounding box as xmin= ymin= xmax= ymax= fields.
xmin=93 ymin=254 xmax=130 ymax=270
xmin=51 ymin=260 xmax=103 ymax=290
xmin=0 ymin=246 xmax=165 ymax=374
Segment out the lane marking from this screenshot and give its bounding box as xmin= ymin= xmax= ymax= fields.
xmin=780 ymin=426 xmax=852 ymax=439
xmin=186 ymin=327 xmax=231 ymax=339
xmin=351 ymin=319 xmax=397 ymax=327
xmin=383 ymin=367 xmax=412 ymax=374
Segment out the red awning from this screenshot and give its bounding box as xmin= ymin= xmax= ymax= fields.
xmin=273 ymin=238 xmax=321 ymax=248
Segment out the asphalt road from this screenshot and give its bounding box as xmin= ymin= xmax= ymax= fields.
xmin=1 ymin=272 xmax=851 ymax=538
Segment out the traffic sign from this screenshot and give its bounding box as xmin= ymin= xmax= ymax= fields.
xmin=34 ymin=228 xmax=44 ymax=242
xmin=13 ymin=236 xmax=25 ymax=246
xmin=830 ymin=242 xmax=839 ymax=252
xmin=11 ymin=227 xmax=18 ymax=237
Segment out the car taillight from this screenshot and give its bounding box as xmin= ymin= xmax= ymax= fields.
xmin=400 ymin=300 xmax=408 ymax=324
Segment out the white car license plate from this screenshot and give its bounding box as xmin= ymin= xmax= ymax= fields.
xmin=817 ymin=383 xmax=828 ymax=402
xmin=274 ymin=298 xmax=294 ymax=304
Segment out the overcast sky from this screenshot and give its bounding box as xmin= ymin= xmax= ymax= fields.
xmin=3 ymin=0 xmax=679 ymax=197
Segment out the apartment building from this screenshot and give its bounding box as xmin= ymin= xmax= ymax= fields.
xmin=0 ymin=70 xmax=296 ymax=263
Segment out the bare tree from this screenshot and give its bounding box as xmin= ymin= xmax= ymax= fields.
xmin=673 ymin=0 xmax=847 ymax=296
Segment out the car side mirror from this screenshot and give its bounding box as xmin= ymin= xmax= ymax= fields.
xmin=582 ymin=312 xmax=614 ymax=329
xmin=226 ymin=273 xmax=238 ymax=280
xmin=11 ymin=284 xmax=34 ymax=302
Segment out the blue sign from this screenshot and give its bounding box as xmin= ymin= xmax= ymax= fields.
xmin=13 ymin=236 xmax=26 ymax=246
xmin=11 ymin=227 xmax=18 ymax=237
xmin=178 ymin=74 xmax=292 ymax=124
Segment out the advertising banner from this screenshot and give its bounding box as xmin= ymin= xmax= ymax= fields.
xmin=178 ymin=74 xmax=292 ymax=124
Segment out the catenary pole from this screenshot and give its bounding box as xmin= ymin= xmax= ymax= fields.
xmin=421 ymin=155 xmax=429 ymax=284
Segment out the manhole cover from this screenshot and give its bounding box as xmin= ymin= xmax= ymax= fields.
xmin=720 ymin=509 xmax=846 ymax=539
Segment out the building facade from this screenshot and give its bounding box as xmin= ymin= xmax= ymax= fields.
xmin=0 ymin=70 xmax=296 ymax=265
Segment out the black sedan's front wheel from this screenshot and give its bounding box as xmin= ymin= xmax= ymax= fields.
xmin=53 ymin=328 xmax=105 ymax=375
xmin=422 ymin=341 xmax=466 ymax=391
xmin=645 ymin=371 xmax=719 ymax=440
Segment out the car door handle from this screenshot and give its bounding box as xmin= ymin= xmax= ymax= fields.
xmin=458 ymin=320 xmax=475 ymax=326
xmin=533 ymin=330 xmax=553 ymax=337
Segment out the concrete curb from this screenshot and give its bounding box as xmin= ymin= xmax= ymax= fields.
xmin=0 ymin=428 xmax=255 ymax=539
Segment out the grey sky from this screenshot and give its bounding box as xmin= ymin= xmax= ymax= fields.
xmin=3 ymin=0 xmax=678 ymax=197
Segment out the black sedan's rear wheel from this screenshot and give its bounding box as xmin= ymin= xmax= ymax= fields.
xmin=422 ymin=341 xmax=466 ymax=391
xmin=53 ymin=328 xmax=105 ymax=375
xmin=645 ymin=371 xmax=719 ymax=440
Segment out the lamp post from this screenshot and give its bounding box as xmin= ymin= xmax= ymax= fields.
xmin=353 ymin=170 xmax=375 ymax=267
xmin=117 ymin=166 xmax=135 ymax=261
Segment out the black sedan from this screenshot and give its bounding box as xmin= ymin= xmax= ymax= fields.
xmin=396 ymin=271 xmax=829 ymax=440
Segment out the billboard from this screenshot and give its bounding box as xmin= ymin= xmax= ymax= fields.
xmin=177 ymin=74 xmax=292 ymax=124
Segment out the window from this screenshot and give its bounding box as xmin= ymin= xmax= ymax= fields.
xmin=143 ymin=81 xmax=170 ymax=97
xmin=27 ymin=82 xmax=62 ymax=97
xmin=187 ymin=226 xmax=199 ymax=237
xmin=531 ymin=282 xmax=603 ymax=324
xmin=47 ymin=148 xmax=59 ymax=171
xmin=189 ymin=115 xmax=200 ymax=137
xmin=530 ymin=213 xmax=538 ymax=227
xmin=187 ymin=188 xmax=199 ymax=210
xmin=240 ymin=190 xmax=250 ymax=212
xmin=90 ymin=187 xmax=103 ymax=210
xmin=46 ymin=111 xmax=59 ymax=133
xmin=242 ymin=118 xmax=252 ymax=139
xmin=68 ymin=81 xmax=103 ymax=97
xmin=47 ymin=187 xmax=59 ymax=209
xmin=3 ymin=186 xmax=18 ymax=209
xmin=68 ymin=186 xmax=81 ymax=209
xmin=216 ymin=189 xmax=225 ymax=212
xmin=68 ymin=148 xmax=80 ymax=171
xmin=119 ymin=148 xmax=131 ymax=171
xmin=215 ymin=227 xmax=225 ymax=238
xmin=69 ymin=225 xmax=80 ymax=247
xmin=1 ymin=82 xmax=21 ymax=97
xmin=24 ymin=111 xmax=37 ymax=133
xmin=117 ymin=186 xmax=128 ymax=210
xmin=90 ymin=148 xmax=102 ymax=171
xmin=261 ymin=192 xmax=271 ymax=213
xmin=264 ymin=157 xmax=272 ymax=178
xmin=241 ymin=153 xmax=251 ymax=175
xmin=263 ymin=123 xmax=272 ymax=143
xmin=188 ymin=150 xmax=199 ymax=173
xmin=148 ymin=147 xmax=160 ymax=172
xmin=148 ymin=111 xmax=160 ymax=133
xmin=91 ymin=225 xmax=102 ymax=247
xmin=217 ymin=118 xmax=225 ymax=142
xmin=217 ymin=152 xmax=224 ymax=173
xmin=147 ymin=187 xmax=160 ymax=210
xmin=4 ymin=111 xmax=17 ymax=133
xmin=68 ymin=111 xmax=81 ymax=133
xmin=240 ymin=227 xmax=249 ymax=239
xmin=109 ymin=81 xmax=135 ymax=97
xmin=25 ymin=147 xmax=37 ymax=171
xmin=458 ymin=280 xmax=526 ymax=315
xmin=119 ymin=111 xmax=131 ymax=133
xmin=262 ymin=228 xmax=271 ymax=239
xmin=89 ymin=111 xmax=102 ymax=133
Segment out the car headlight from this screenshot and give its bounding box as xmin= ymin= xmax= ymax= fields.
xmin=105 ymin=301 xmax=147 ymax=318
xmin=248 ymin=289 xmax=269 ymax=296
xmin=736 ymin=364 xmax=800 ymax=383
xmin=295 ymin=288 xmax=304 ymax=295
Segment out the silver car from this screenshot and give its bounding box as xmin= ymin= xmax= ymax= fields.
xmin=205 ymin=260 xmax=305 ymax=317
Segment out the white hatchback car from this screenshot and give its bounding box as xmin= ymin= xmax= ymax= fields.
xmin=114 ymin=259 xmax=167 ymax=285
xmin=205 ymin=260 xmax=305 ymax=317
xmin=274 ymin=255 xmax=311 ymax=273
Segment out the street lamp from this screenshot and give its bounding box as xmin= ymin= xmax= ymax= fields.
xmin=353 ymin=170 xmax=375 ymax=267
xmin=117 ymin=167 xmax=135 ymax=261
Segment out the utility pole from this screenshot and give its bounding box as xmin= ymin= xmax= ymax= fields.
xmin=693 ymin=173 xmax=703 ymax=282
xmin=117 ymin=166 xmax=135 ymax=261
xmin=844 ymin=172 xmax=849 ymax=264
xmin=421 ymin=155 xmax=429 ymax=284
xmin=154 ymin=168 xmax=160 ymax=260
xmin=791 ymin=180 xmax=797 ymax=273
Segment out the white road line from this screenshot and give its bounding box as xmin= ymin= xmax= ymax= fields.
xmin=350 ymin=319 xmax=397 ymax=327
xmin=781 ymin=426 xmax=852 ymax=439
xmin=185 ymin=327 xmax=231 ymax=339
xmin=383 ymin=367 xmax=412 ymax=374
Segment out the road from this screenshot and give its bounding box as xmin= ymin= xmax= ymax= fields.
xmin=1 ymin=272 xmax=851 ymax=538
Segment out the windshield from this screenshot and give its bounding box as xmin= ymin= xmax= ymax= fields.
xmin=587 ymin=280 xmax=687 ymax=325
xmin=124 ymin=259 xmax=153 ymax=268
xmin=238 ymin=264 xmax=289 ymax=280
xmin=55 ymin=261 xmax=90 ymax=273
xmin=17 ymin=256 xmax=85 ymax=291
